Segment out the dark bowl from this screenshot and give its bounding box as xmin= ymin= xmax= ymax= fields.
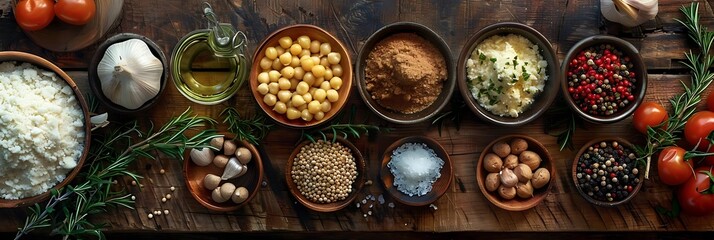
xmin=457 ymin=22 xmax=560 ymax=127
xmin=561 ymin=35 xmax=647 ymax=124
xmin=380 ymin=136 xmax=453 ymax=206
xmin=356 ymin=22 xmax=456 ymax=125
xmin=476 ymin=135 xmax=555 ymax=211
xmin=183 ymin=136 xmax=264 ymax=211
xmin=89 ymin=33 xmax=168 ymax=114
xmin=286 ymin=137 xmax=366 ymax=212
xmin=0 ymin=51 xmax=91 ymax=208
xmin=249 ymin=24 xmax=352 ymax=129
xmin=572 ymin=137 xmax=643 ymax=207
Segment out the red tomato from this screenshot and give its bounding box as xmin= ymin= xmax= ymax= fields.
xmin=54 ymin=0 xmax=96 ymax=25
xmin=14 ymin=0 xmax=55 ymax=31
xmin=633 ymin=101 xmax=668 ymax=134
xmin=678 ymin=166 xmax=714 ymax=216
xmin=657 ymin=146 xmax=694 ymax=186
xmin=684 ymin=111 xmax=714 ymax=151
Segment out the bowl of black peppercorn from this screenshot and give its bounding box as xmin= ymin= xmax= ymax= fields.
xmin=572 ymin=137 xmax=643 ymax=207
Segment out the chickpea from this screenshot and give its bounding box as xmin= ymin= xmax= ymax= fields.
xmin=326 ymin=89 xmax=339 ymax=102
xmin=289 ymin=43 xmax=302 ymax=56
xmin=312 ymin=65 xmax=326 ymax=78
xmin=319 ymin=43 xmax=331 ymax=56
xmin=314 ymin=111 xmax=325 ymax=121
xmin=310 ymin=40 xmax=321 ymax=53
xmin=320 ymin=101 xmax=332 ymax=112
xmin=290 ymin=56 xmax=300 ymax=67
xmin=277 ymin=90 xmax=292 ymax=103
xmin=268 ymin=70 xmax=281 ymax=82
xmin=290 ymin=78 xmax=299 ymax=90
xmin=273 ymin=101 xmax=287 ymax=114
xmin=279 ymin=52 xmax=292 ymax=66
xmin=301 ymin=109 xmax=313 ymax=121
xmin=281 ymin=66 xmax=295 ymax=79
xmin=300 ymin=49 xmax=311 ymax=58
xmin=296 ymin=81 xmax=310 ymax=95
xmin=314 ymin=77 xmax=325 ymax=88
xmin=275 ymin=46 xmax=285 ymax=55
xmin=278 ymin=36 xmax=293 ymax=49
xmin=257 ymin=83 xmax=269 ymax=95
xmin=297 ymin=102 xmax=307 ymax=111
xmin=268 ymin=82 xmax=279 ymax=95
xmin=297 ymin=35 xmax=311 ymax=49
xmin=278 ymin=78 xmax=291 ymax=90
xmin=294 ymin=67 xmax=305 ymax=80
xmin=303 ymin=72 xmax=315 ymax=86
xmin=272 ymin=58 xmax=283 ymax=70
xmin=329 ymin=77 xmax=343 ymax=90
xmin=311 ymin=56 xmax=321 ymax=66
xmin=259 ymin=57 xmax=272 ymax=70
xmin=265 ymin=47 xmax=278 ymax=60
xmin=292 ymin=94 xmax=307 ymax=107
xmin=263 ymin=93 xmax=277 ymax=106
xmin=320 ymin=80 xmax=331 ymax=90
xmin=286 ymin=107 xmax=301 ymax=120
xmin=308 ymin=100 xmax=321 ymax=114
xmin=324 ymin=69 xmax=333 ymax=80
xmin=332 ymin=64 xmax=343 ymax=77
xmin=257 ymin=72 xmax=270 ymax=84
xmin=327 ymin=52 xmax=341 ymax=65
xmin=320 ymin=57 xmax=329 ymax=67
xmin=313 ymin=89 xmax=327 ymax=102
xmin=302 ymin=92 xmax=313 ymax=102
xmin=300 ymin=55 xmax=315 ymax=71
xmin=309 ymin=88 xmax=317 ymax=96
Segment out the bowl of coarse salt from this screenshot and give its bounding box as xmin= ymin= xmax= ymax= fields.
xmin=0 ymin=52 xmax=91 ymax=208
xmin=380 ymin=136 xmax=453 ymax=206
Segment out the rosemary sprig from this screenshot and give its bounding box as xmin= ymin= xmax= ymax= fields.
xmin=431 ymin=94 xmax=466 ymax=136
xmin=299 ymin=105 xmax=390 ymax=143
xmin=634 ymin=3 xmax=714 ymax=179
xmin=221 ymin=107 xmax=273 ymax=145
xmin=15 ymin=108 xmax=220 ymax=240
xmin=544 ymin=99 xmax=581 ymax=151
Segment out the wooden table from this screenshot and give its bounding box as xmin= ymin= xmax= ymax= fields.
xmin=1 ymin=0 xmax=713 ymax=238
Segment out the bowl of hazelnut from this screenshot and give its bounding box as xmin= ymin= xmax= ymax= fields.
xmin=476 ymin=134 xmax=555 ymax=211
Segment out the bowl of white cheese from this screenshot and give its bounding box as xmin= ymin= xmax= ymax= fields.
xmin=457 ymin=22 xmax=560 ymax=127
xmin=0 ymin=51 xmax=91 ymax=208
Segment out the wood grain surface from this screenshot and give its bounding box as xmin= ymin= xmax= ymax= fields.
xmin=1 ymin=0 xmax=714 ymax=237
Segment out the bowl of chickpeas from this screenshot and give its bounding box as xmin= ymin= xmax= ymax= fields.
xmin=250 ymin=24 xmax=352 ymax=128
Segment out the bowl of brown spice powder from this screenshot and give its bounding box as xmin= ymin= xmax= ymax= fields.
xmin=356 ymin=22 xmax=455 ymax=124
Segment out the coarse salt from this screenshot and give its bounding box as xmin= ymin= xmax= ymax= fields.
xmin=387 ymin=143 xmax=444 ymax=197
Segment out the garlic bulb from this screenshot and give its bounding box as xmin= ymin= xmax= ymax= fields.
xmin=97 ymin=38 xmax=163 ymax=109
xmin=601 ymin=0 xmax=658 ymax=27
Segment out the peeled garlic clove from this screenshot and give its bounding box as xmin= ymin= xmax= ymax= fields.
xmin=499 ymin=168 xmax=518 ymax=188
xmin=190 ymin=148 xmax=214 ymax=166
xmin=236 ymin=147 xmax=252 ymax=164
xmin=212 ymin=187 xmax=228 ymax=203
xmin=232 ymin=186 xmax=249 ymax=204
xmin=219 ymin=182 xmax=236 ymax=200
xmin=210 ymin=137 xmax=224 ymax=150
xmin=203 ymin=174 xmax=221 ymax=190
xmin=224 ymin=140 xmax=237 ymax=155
xmin=213 ymin=155 xmax=230 ymax=168
xmin=221 ymin=157 xmax=245 ymax=180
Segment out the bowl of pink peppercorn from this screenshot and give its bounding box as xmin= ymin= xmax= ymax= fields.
xmin=561 ymin=35 xmax=647 ymax=124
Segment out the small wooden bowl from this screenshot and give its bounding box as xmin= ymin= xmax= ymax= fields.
xmin=286 ymin=137 xmax=366 ymax=212
xmin=0 ymin=51 xmax=91 ymax=208
xmin=183 ymin=136 xmax=264 ymax=211
xmin=561 ymin=35 xmax=647 ymax=124
xmin=380 ymin=136 xmax=453 ymax=206
xmin=249 ymin=24 xmax=352 ymax=128
xmin=572 ymin=137 xmax=643 ymax=207
xmin=355 ymin=22 xmax=456 ymax=124
xmin=457 ymin=22 xmax=560 ymax=127
xmin=476 ymin=135 xmax=554 ymax=211
xmin=88 ymin=33 xmax=169 ymax=114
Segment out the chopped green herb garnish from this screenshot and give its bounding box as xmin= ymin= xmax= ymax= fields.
xmin=537 ymin=67 xmax=542 ymax=74
xmin=479 ymin=53 xmax=486 ymax=60
xmin=522 ymin=72 xmax=531 ymax=80
xmin=490 ymin=58 xmax=497 ymax=63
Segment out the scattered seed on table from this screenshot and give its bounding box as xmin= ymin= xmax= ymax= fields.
xmin=170 ymin=186 xmax=176 ymax=192
xmin=161 ymin=197 xmax=167 ymax=203
xmin=166 ymin=194 xmax=172 ymax=199
xmin=131 ymin=180 xmax=137 ymax=186
xmin=148 ymin=213 xmax=154 ymax=219
xmin=131 ymin=195 xmax=136 ymax=201
xmin=164 ymin=210 xmax=169 ymax=215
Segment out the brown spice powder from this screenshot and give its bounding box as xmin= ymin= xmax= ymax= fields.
xmin=365 ymin=33 xmax=447 ymax=114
